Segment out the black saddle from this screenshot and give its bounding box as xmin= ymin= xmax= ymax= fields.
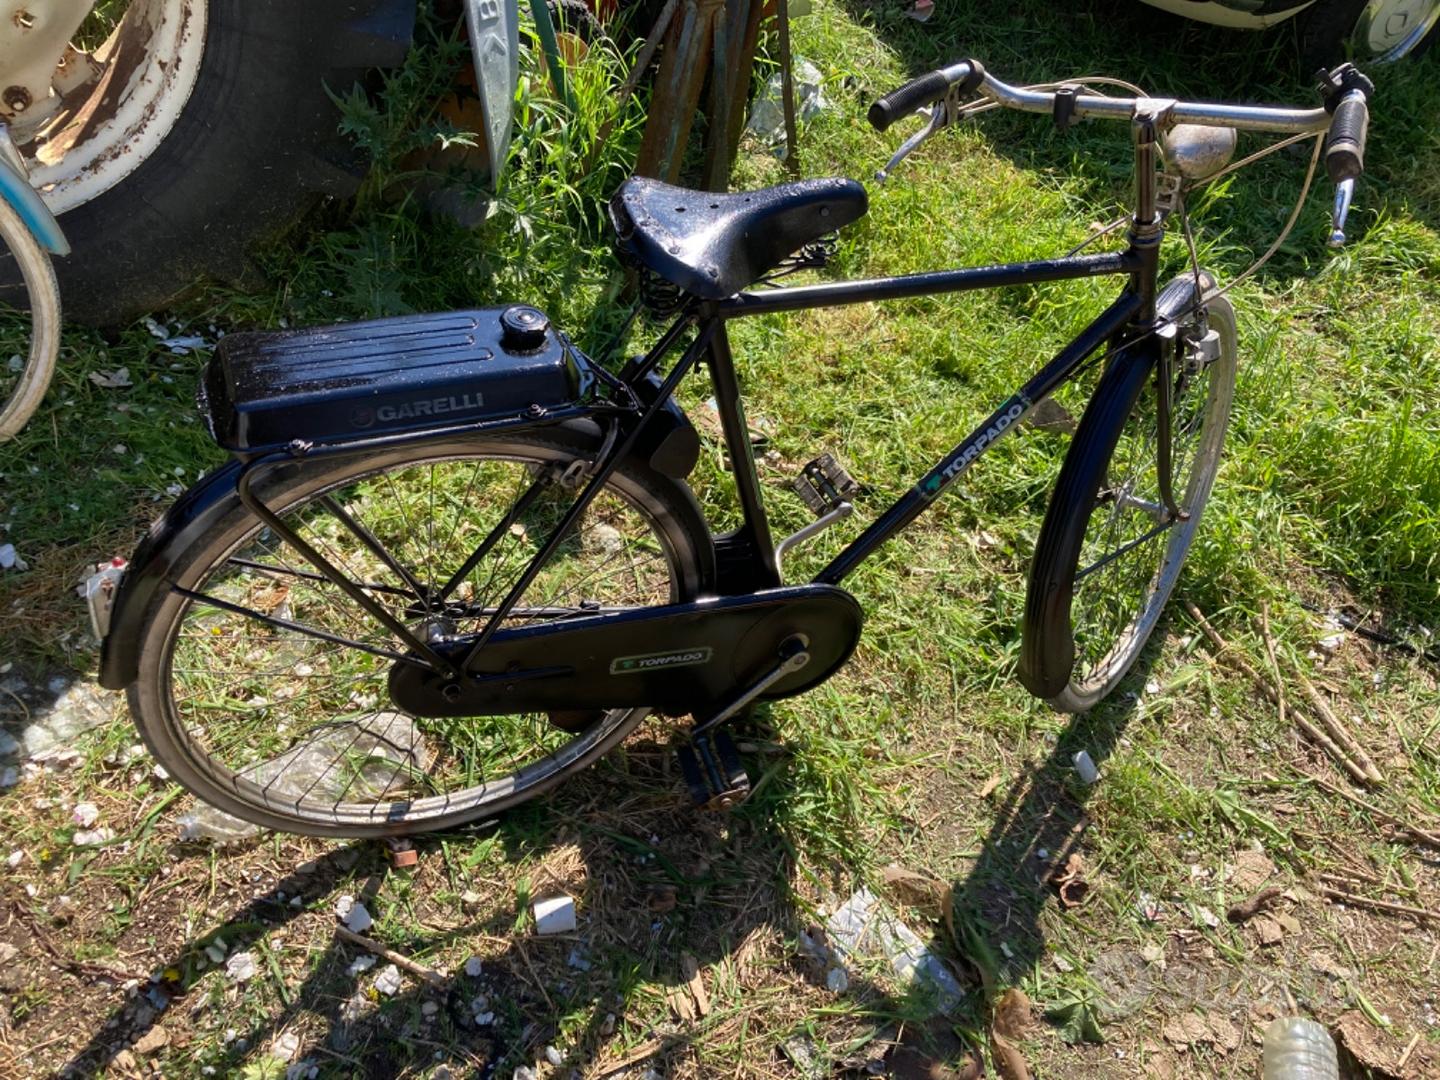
xmin=609 ymin=176 xmax=868 ymax=300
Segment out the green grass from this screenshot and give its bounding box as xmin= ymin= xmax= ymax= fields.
xmin=2 ymin=1 xmax=1439 ymax=1077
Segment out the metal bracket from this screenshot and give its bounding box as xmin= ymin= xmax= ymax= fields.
xmin=1053 ymin=85 xmax=1079 ymax=132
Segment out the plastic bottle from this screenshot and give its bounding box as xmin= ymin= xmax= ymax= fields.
xmin=1262 ymin=1017 xmax=1339 ymax=1080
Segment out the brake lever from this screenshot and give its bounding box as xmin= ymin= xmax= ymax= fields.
xmin=1329 ymin=177 xmax=1354 ymax=248
xmin=875 ymin=87 xmax=964 ymax=184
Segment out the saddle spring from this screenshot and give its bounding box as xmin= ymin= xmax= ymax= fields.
xmin=757 ymin=232 xmax=840 ymax=285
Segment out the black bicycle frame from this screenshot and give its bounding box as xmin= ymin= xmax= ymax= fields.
xmin=607 ymin=241 xmax=1157 ymax=598
xmin=202 ymin=120 xmax=1173 ymax=682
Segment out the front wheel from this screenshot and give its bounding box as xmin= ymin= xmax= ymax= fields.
xmin=126 ymin=429 xmax=712 ymax=837
xmin=1020 ymin=277 xmax=1237 ymax=713
xmin=0 ymin=198 xmax=61 ymax=440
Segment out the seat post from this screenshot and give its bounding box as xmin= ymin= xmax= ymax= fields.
xmin=702 ymin=307 xmax=781 ymax=587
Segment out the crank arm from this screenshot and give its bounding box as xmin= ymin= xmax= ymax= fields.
xmin=691 ymin=636 xmax=810 ymax=737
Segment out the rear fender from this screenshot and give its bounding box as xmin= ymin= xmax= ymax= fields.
xmin=97 ymin=417 xmax=709 ymax=690
xmin=98 ymin=457 xmax=292 ymax=690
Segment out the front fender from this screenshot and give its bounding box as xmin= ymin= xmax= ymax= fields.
xmin=0 ymin=153 xmax=67 ymax=255
xmin=98 ymin=458 xmax=283 ymax=690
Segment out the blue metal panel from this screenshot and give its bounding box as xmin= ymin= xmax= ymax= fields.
xmin=0 ymin=157 xmax=68 ymax=256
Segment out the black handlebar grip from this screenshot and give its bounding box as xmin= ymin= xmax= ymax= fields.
xmin=868 ymin=69 xmax=956 ymax=132
xmin=1325 ymin=90 xmax=1369 ymax=183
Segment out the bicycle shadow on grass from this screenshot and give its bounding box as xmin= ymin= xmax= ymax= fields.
xmin=939 ymin=629 xmax=1162 ymax=1010
xmin=53 ymin=715 xmax=972 ymax=1079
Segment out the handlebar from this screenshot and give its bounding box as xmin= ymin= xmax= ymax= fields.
xmin=1324 ymin=89 xmax=1368 ymax=182
xmin=869 ymin=59 xmax=1368 ymax=144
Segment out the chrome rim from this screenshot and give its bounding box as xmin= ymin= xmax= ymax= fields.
xmin=1353 ymin=0 xmax=1440 ymax=61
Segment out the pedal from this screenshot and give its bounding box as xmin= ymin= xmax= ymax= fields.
xmin=677 ymin=731 xmax=750 ymax=810
xmin=791 ymin=453 xmax=860 ymax=518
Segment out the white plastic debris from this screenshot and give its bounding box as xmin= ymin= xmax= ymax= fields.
xmin=372 ymin=964 xmax=403 ymax=996
xmin=87 ymin=367 xmax=133 ymax=389
xmin=22 ymin=681 xmax=115 ymax=757
xmin=271 ymin=1031 xmax=300 ymax=1062
xmin=421 ymin=1001 xmax=440 ymax=1019
xmin=545 ymin=1045 xmax=564 ymax=1066
xmin=226 ymin=951 xmax=258 ymax=982
xmin=6 ymin=850 xmax=22 ymax=868
xmin=179 ymin=808 xmax=261 ymax=844
xmin=205 ymin=942 xmax=228 ymax=965
xmin=0 ymin=544 xmax=22 ymax=571
xmin=73 ymin=827 xmax=115 ymax=846
xmin=1072 ymin=750 xmax=1100 ymax=785
xmin=534 ymin=895 xmax=577 ymax=935
xmin=825 ymin=966 xmax=849 ymax=993
xmin=335 ymin=895 xmax=356 ymax=919
xmin=826 ymin=887 xmax=964 ymax=1014
xmin=72 ymin=802 xmax=100 ymax=828
xmin=176 ymin=714 xmax=429 ymax=843
xmin=343 ymin=902 xmax=373 ymax=934
xmin=745 ymin=60 xmax=829 ymax=159
xmin=346 ymin=955 xmax=376 ymax=977
xmin=463 ymin=956 xmax=483 ymax=977
xmin=78 ymin=558 xmax=128 ymax=639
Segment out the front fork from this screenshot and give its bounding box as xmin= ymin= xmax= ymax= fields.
xmin=1128 ymin=104 xmax=1187 ymax=523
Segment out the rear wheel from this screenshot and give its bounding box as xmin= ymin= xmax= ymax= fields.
xmin=0 ymin=198 xmax=61 ymax=440
xmin=127 ymin=430 xmax=711 ymax=837
xmin=1021 ymin=278 xmax=1237 ymax=713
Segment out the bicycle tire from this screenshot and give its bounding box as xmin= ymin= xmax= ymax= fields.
xmin=127 ymin=427 xmax=713 ymax=838
xmin=1020 ymin=275 xmax=1237 ymax=712
xmin=0 ymin=198 xmax=61 ymax=441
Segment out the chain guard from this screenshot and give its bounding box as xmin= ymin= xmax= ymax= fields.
xmin=387 ymin=585 xmax=863 ymax=717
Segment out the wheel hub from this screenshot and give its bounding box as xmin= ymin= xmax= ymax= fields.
xmin=1354 ymin=0 xmax=1440 ymax=61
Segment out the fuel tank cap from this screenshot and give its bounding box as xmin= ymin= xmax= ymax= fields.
xmin=500 ymin=305 xmax=550 ymax=351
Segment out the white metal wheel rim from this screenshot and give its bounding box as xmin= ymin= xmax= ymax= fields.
xmin=25 ymin=0 xmax=207 ymax=215
xmin=1354 ymin=0 xmax=1440 ymax=60
xmin=0 ymin=198 xmax=61 ymax=440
